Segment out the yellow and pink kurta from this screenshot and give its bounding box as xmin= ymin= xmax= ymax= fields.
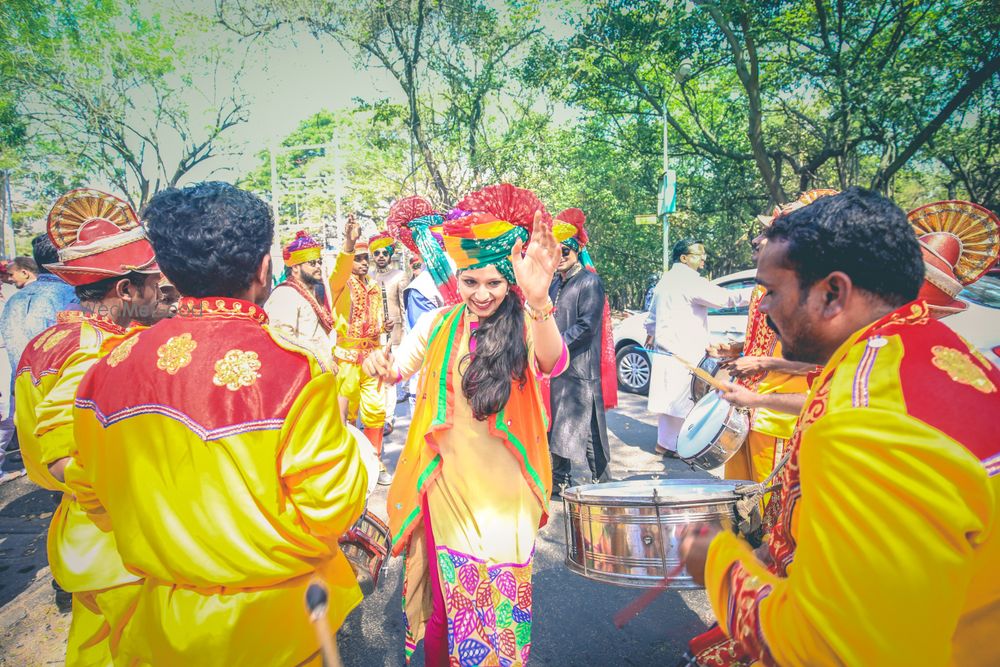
xmin=387 ymin=304 xmax=564 ymax=666
xmin=704 ymin=300 xmax=1000 ymax=666
xmin=70 ymin=297 xmax=368 ymax=666
xmin=14 ymin=310 xmax=141 ymax=667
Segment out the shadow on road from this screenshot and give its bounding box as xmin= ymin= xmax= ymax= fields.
xmin=0 ymin=480 xmax=59 ymax=607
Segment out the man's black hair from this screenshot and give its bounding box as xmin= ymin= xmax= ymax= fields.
xmin=764 ymin=186 xmax=923 ymax=307
xmin=10 ymin=256 xmax=38 ymax=274
xmin=31 ymin=233 xmax=59 ymax=274
xmin=670 ymin=238 xmax=702 ymax=264
xmin=74 ymin=271 xmax=150 ymax=303
xmin=142 ymin=182 xmax=273 ymax=298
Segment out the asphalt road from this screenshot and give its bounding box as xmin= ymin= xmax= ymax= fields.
xmin=0 ymin=392 xmax=719 ymax=666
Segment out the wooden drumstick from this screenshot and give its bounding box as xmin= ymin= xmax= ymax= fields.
xmin=306 ymin=581 xmax=344 ymax=667
xmin=644 ymin=348 xmax=731 ymax=393
xmin=612 ymin=525 xmax=711 ymax=629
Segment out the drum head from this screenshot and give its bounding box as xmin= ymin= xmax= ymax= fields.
xmin=691 ymin=355 xmax=732 ymax=402
xmin=676 ymin=392 xmax=729 ymax=458
xmin=563 ymin=478 xmax=745 ymax=504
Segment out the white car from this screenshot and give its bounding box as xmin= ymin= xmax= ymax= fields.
xmin=612 ymin=269 xmax=1000 ymax=395
xmin=953 ymin=272 xmax=1000 ymax=367
xmin=613 ymin=269 xmax=756 ymax=395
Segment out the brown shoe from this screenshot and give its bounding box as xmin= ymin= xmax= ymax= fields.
xmin=655 ymin=445 xmax=679 ymax=459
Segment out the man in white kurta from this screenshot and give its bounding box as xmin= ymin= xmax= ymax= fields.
xmin=646 ymin=240 xmax=752 ymax=455
xmin=264 ymin=231 xmax=337 ymax=367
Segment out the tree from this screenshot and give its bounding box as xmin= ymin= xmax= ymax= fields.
xmin=216 ymin=0 xmax=546 ymax=205
xmin=538 ymin=0 xmax=999 ymax=206
xmin=922 ymin=82 xmax=1000 ymax=213
xmin=4 ymin=0 xmax=249 ymax=210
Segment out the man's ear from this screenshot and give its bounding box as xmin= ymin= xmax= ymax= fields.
xmin=258 ymin=254 xmax=273 ymax=287
xmin=115 ymin=277 xmax=133 ymax=302
xmin=819 ymin=271 xmax=852 ymax=317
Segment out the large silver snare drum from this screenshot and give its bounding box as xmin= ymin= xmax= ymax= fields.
xmin=562 ymin=479 xmax=748 ymax=589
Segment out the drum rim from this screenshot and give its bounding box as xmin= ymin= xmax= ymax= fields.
xmin=676 ymin=391 xmax=732 ymax=458
xmin=561 ymin=478 xmax=749 ymax=504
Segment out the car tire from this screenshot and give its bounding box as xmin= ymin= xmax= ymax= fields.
xmin=616 ymin=345 xmax=651 ymax=395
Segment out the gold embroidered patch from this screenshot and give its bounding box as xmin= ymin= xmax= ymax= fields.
xmin=33 ymin=329 xmax=54 ymax=350
xmin=931 ymin=346 xmax=997 ymax=394
xmin=887 ymin=301 xmax=931 ymax=328
xmin=107 ymin=336 xmax=139 ymax=368
xmin=212 ymin=349 xmax=262 ymax=391
xmin=157 ymin=333 xmax=197 ymax=374
xmin=963 ymin=338 xmax=994 ymax=372
xmin=41 ymin=329 xmax=72 ymax=352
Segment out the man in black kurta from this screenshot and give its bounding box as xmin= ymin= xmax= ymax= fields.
xmin=549 ymin=209 xmax=612 ymax=493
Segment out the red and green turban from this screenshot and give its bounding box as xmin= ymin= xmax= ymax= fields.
xmin=386 ymin=195 xmax=460 ymax=305
xmin=283 ymin=230 xmax=322 ymax=267
xmin=369 ymin=230 xmax=396 ymax=256
xmin=443 ymin=184 xmax=550 ymax=283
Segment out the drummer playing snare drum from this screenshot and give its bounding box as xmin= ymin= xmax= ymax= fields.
xmin=680 ymin=188 xmax=1000 ymax=666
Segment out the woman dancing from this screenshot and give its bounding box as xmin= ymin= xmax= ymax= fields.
xmin=364 ymin=184 xmax=567 ymax=666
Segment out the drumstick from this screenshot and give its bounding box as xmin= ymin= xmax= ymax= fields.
xmin=305 ymin=581 xmax=344 ymax=667
xmin=643 ymin=348 xmax=731 ymax=393
xmin=612 ymin=524 xmax=710 ymax=629
xmin=612 ymin=561 xmax=685 ymax=629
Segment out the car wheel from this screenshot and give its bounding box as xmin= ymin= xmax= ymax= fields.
xmin=616 ymin=346 xmax=651 ymax=395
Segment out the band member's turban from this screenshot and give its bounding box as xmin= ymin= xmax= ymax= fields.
xmin=45 ymin=189 xmax=159 ymax=286
xmin=757 ymin=188 xmax=840 ymax=227
xmin=282 ymin=230 xmax=322 ymax=267
xmin=907 ymin=200 xmax=1000 ymax=318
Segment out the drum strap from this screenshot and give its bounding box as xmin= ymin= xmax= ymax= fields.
xmin=732 ymin=449 xmax=793 ymax=547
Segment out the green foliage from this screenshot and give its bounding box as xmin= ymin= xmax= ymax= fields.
xmin=3 ymin=0 xmax=247 ymax=209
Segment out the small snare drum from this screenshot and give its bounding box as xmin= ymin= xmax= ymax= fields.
xmin=676 ymin=391 xmax=749 ymax=471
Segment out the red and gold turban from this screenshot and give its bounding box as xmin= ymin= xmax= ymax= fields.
xmin=908 ymin=200 xmax=1000 ymax=318
xmin=44 ymin=189 xmax=159 ymax=286
xmin=282 ymin=230 xmax=322 ymax=267
xmin=757 ymin=188 xmax=840 ymax=226
xmin=443 ymin=184 xmax=549 ymax=283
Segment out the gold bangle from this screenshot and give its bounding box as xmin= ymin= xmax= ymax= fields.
xmin=525 ymin=299 xmax=555 ymax=322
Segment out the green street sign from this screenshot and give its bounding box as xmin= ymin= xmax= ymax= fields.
xmin=634 ymin=214 xmax=658 ymax=225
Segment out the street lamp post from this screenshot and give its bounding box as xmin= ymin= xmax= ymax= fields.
xmin=660 ymin=59 xmax=692 ymax=270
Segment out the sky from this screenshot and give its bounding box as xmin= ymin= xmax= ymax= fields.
xmin=12 ymin=0 xmax=578 ymax=237
xmin=159 ymin=7 xmax=403 ymax=183
xmin=129 ymin=0 xmax=575 ymax=187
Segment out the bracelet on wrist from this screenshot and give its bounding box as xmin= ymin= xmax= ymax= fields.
xmin=525 ymin=299 xmax=555 ymax=322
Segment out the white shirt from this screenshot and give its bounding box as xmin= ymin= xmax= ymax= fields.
xmin=646 ymin=263 xmax=752 ymax=416
xmin=264 ymin=282 xmax=337 ymax=367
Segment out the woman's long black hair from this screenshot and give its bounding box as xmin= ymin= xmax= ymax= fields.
xmin=461 ymin=284 xmax=529 ymax=421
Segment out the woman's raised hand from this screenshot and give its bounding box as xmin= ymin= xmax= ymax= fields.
xmin=510 ymin=209 xmax=560 ymax=308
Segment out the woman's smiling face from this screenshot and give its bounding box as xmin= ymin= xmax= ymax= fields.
xmin=457 ymin=266 xmax=509 ymax=318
